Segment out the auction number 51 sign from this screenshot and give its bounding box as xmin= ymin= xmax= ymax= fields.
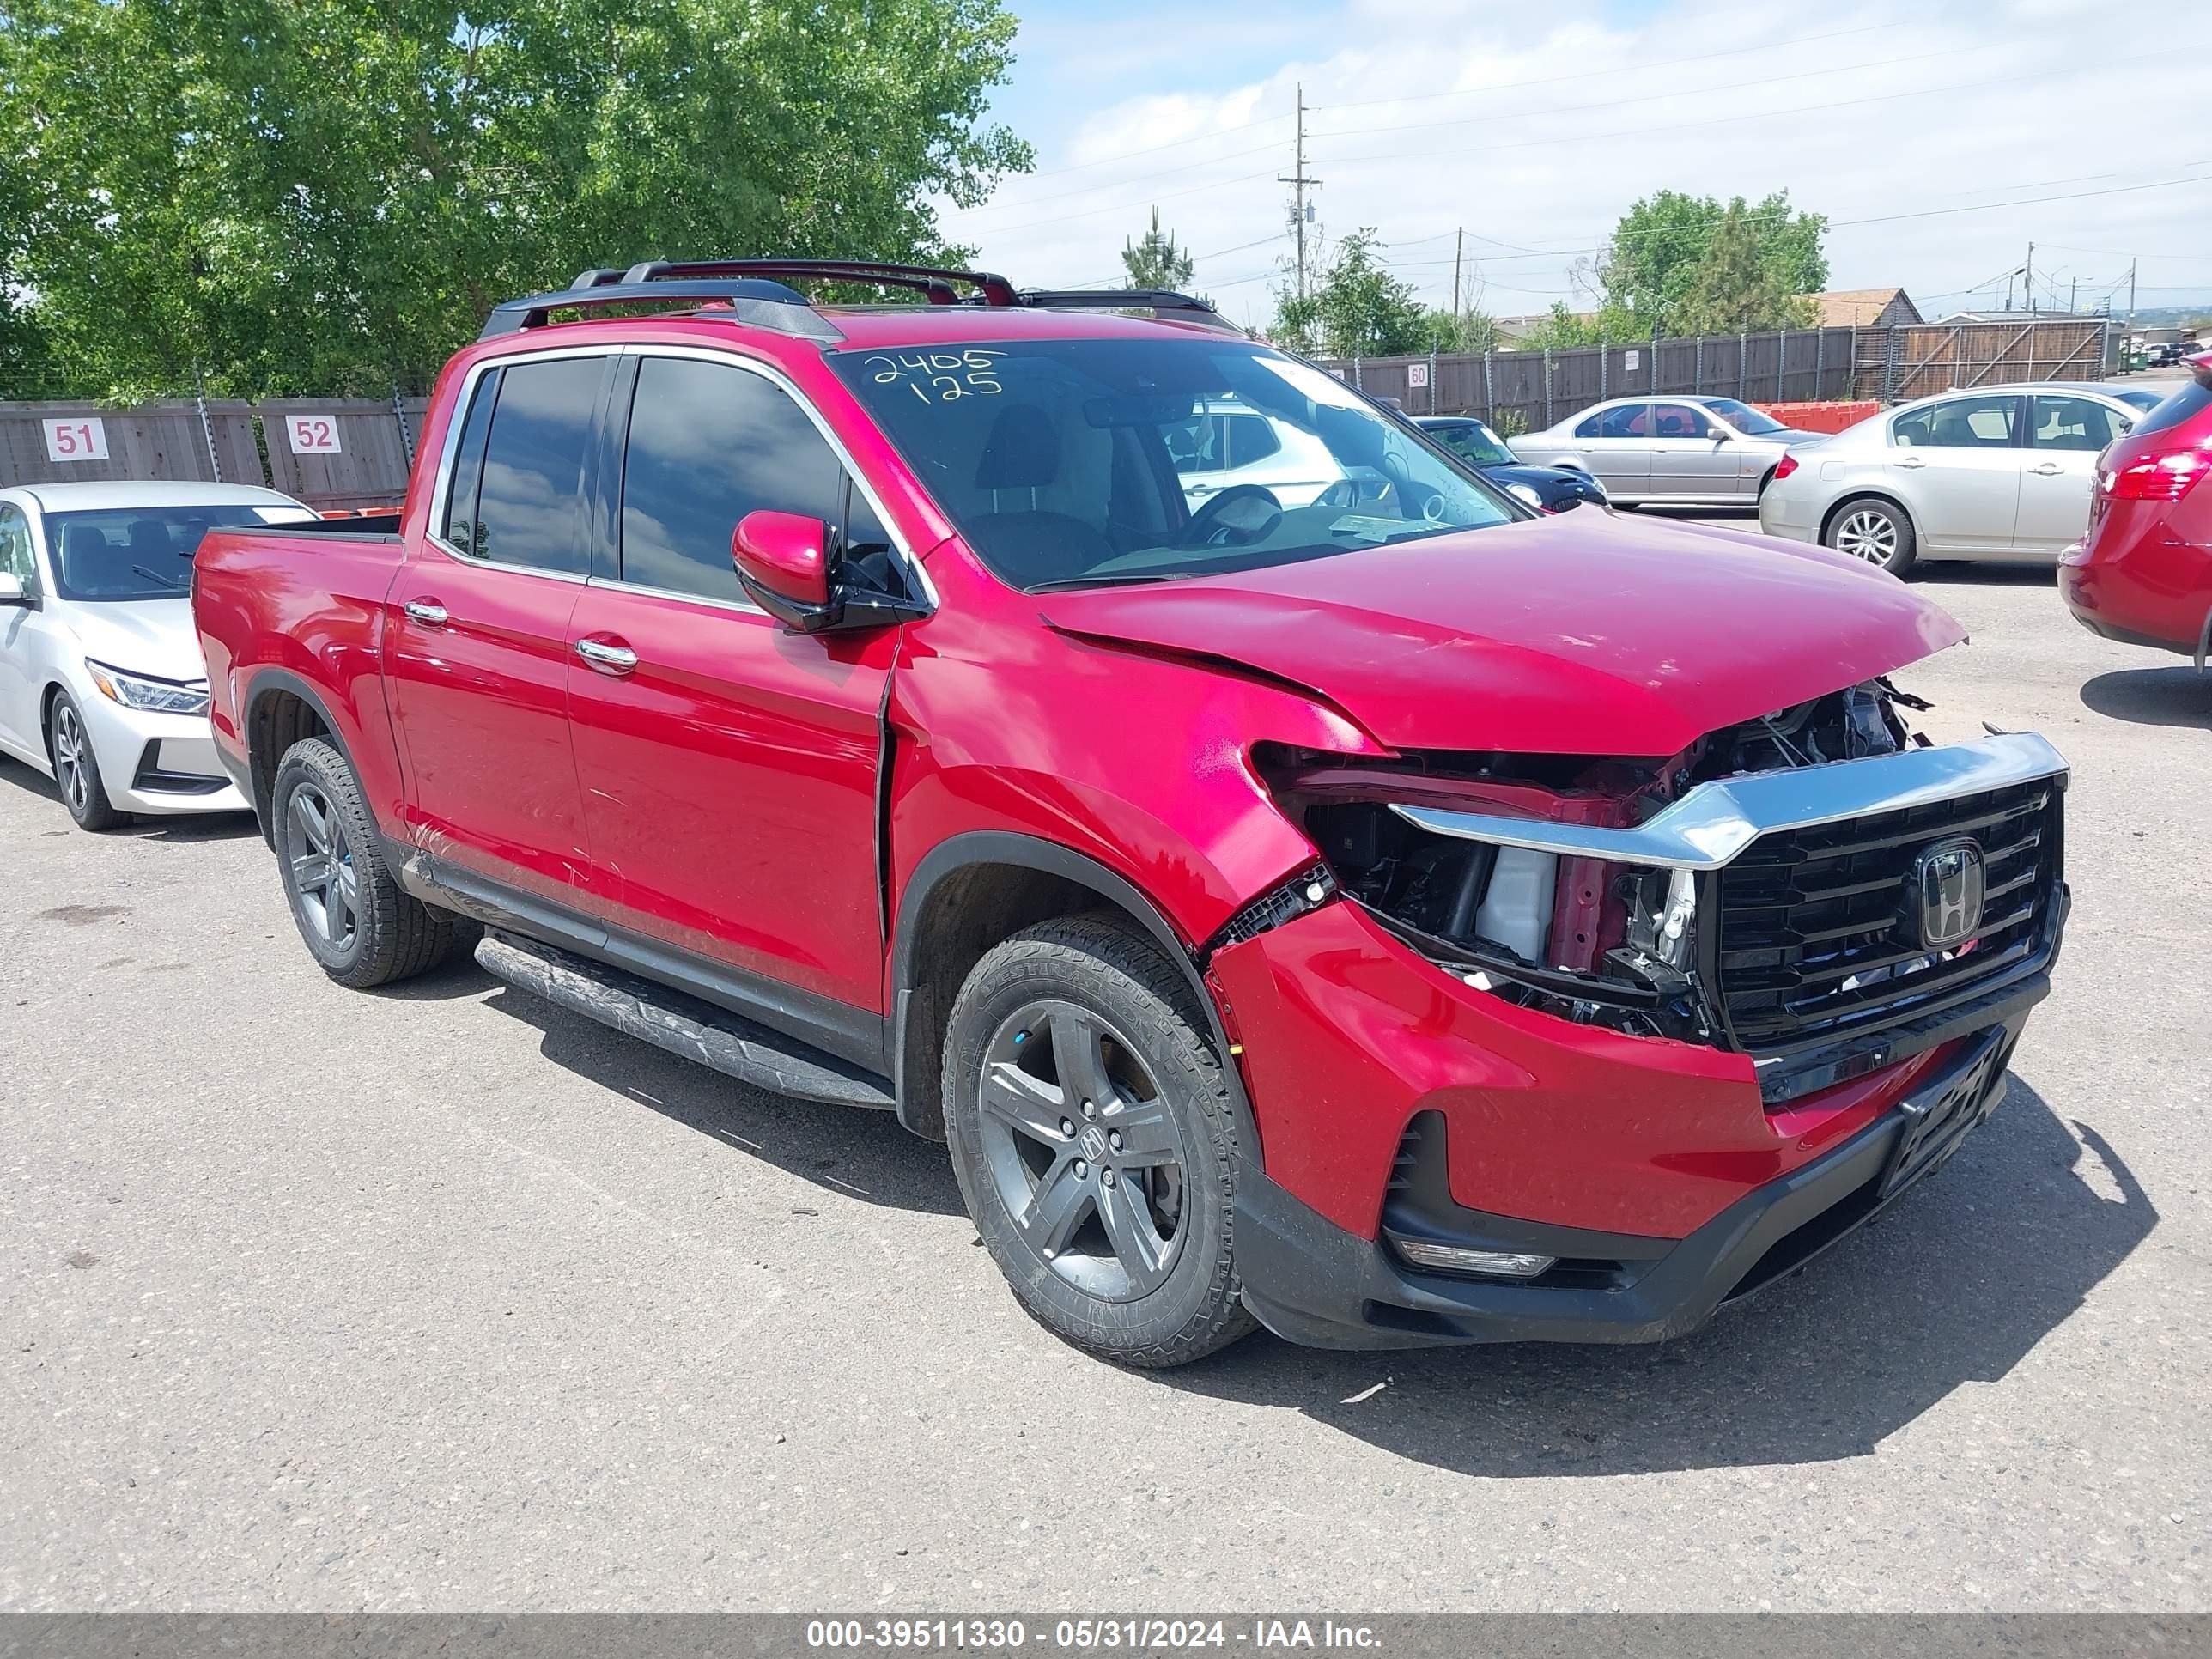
xmin=41 ymin=416 xmax=110 ymax=463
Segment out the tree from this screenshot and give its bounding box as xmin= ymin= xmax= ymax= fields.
xmin=1516 ymin=301 xmax=1646 ymax=350
xmin=1269 ymin=229 xmax=1426 ymax=357
xmin=1121 ymin=208 xmax=1194 ymax=292
xmin=0 ymin=0 xmax=1030 ymax=398
xmin=1666 ymin=203 xmax=1818 ymax=337
xmin=1420 ymin=306 xmax=1498 ymax=354
xmin=1597 ymin=189 xmax=1826 ymax=335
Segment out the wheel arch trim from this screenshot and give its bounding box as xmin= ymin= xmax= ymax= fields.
xmin=239 ymin=668 xmax=361 ymax=835
xmin=890 ymin=830 xmax=1261 ymax=1152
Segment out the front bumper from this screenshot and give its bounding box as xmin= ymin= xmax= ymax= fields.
xmin=1234 ymin=1018 xmax=2022 ymax=1349
xmin=78 ymin=693 xmax=246 ymax=816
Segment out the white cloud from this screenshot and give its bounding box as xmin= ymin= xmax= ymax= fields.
xmin=943 ymin=0 xmax=2212 ymax=329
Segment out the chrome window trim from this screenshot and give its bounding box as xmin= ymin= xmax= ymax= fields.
xmin=425 ymin=343 xmax=611 ymax=583
xmin=1391 ymin=732 xmax=2069 ymax=872
xmin=612 ymin=343 xmax=937 ymax=611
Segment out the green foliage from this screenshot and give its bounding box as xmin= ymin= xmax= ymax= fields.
xmin=1599 ymin=189 xmax=1826 ymax=337
xmin=0 ymin=0 xmax=1030 ymax=398
xmin=1515 ymin=301 xmax=1647 ymax=350
xmin=1121 ymin=208 xmax=1195 ymax=294
xmin=1270 ymin=229 xmax=1427 ymax=357
xmin=1419 ymin=306 xmax=1497 ymax=354
xmin=1667 ymin=203 xmax=1819 ymax=337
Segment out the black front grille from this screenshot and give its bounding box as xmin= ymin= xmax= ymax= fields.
xmin=1712 ymin=777 xmax=2063 ymax=1052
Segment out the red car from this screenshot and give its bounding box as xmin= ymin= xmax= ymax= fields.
xmin=2062 ymin=353 xmax=2212 ymax=665
xmin=192 ymin=260 xmax=2069 ymax=1367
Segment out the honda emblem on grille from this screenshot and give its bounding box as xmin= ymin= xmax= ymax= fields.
xmin=1912 ymin=836 xmax=1985 ymax=950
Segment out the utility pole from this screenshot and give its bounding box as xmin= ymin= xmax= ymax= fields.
xmin=1278 ymin=83 xmax=1322 ymax=302
xmin=2069 ymin=275 xmax=2077 ymax=313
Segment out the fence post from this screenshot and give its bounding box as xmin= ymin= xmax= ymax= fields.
xmin=1738 ymin=331 xmax=1748 ymax=400
xmin=1599 ymin=344 xmax=1607 ymax=403
xmin=1693 ymin=336 xmax=1703 ymax=394
xmin=193 ymin=366 xmax=222 ymax=483
xmin=1542 ymin=348 xmax=1553 ymax=427
xmin=392 ymin=386 xmax=416 ymax=466
xmin=1849 ymin=325 xmax=1860 ymax=399
xmin=1776 ymin=330 xmax=1786 ymax=401
xmin=1352 ymin=355 xmax=1363 ymax=391
xmin=1482 ymin=348 xmax=1494 ymax=418
xmin=1427 ymin=350 xmax=1439 ymax=415
xmin=1882 ymin=327 xmax=1900 ymax=403
xmin=1813 ymin=329 xmax=1826 ymax=402
xmin=1651 ymin=326 xmax=1662 ymax=395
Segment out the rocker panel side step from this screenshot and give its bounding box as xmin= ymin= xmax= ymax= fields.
xmin=475 ymin=931 xmax=896 ymax=1111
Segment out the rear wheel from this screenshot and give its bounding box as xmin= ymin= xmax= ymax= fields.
xmin=1826 ymin=496 xmax=1917 ymax=575
xmin=48 ymin=691 xmax=125 ymax=831
xmin=271 ymin=738 xmax=475 ymax=988
xmin=943 ymin=915 xmax=1255 ymax=1368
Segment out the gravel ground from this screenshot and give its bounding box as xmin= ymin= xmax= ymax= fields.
xmin=1 ymin=544 xmax=2206 ymax=1613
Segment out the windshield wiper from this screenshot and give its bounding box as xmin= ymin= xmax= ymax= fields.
xmin=1025 ymin=573 xmax=1187 ymax=593
xmin=132 ymin=565 xmax=189 ymax=591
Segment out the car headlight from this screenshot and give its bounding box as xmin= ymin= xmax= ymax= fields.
xmin=84 ymin=659 xmax=210 ymax=717
xmin=1506 ymin=482 xmax=1545 ymax=508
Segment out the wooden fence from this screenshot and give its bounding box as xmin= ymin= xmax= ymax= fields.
xmin=0 ymin=318 xmax=2116 ymax=500
xmin=0 ymin=396 xmax=427 ymax=511
xmin=1321 ymin=318 xmax=2114 ymax=430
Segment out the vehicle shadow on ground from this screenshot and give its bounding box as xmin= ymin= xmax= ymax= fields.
xmin=1162 ymin=1076 xmax=2154 ymax=1476
xmin=473 ymin=975 xmax=968 ymax=1217
xmin=1911 ymin=562 xmax=2055 ymax=587
xmin=2079 ymin=666 xmax=2210 ymax=730
xmin=0 ymin=755 xmax=260 ymax=840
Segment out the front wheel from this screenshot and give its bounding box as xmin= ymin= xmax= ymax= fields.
xmin=1826 ymin=496 xmax=1917 ymax=576
xmin=48 ymin=690 xmax=125 ymax=830
xmin=942 ymin=915 xmax=1255 ymax=1368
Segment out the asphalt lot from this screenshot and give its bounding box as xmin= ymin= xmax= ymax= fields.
xmin=3 ymin=537 xmax=2208 ymax=1613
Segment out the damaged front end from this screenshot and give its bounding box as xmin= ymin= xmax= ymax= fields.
xmin=1259 ymin=682 xmax=2070 ymax=1104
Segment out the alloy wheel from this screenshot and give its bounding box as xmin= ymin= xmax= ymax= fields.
xmin=1833 ymin=507 xmax=1899 ymax=566
xmin=975 ymin=999 xmax=1191 ymax=1302
xmin=51 ymin=702 xmax=88 ymax=816
xmin=284 ymin=781 xmax=360 ymax=951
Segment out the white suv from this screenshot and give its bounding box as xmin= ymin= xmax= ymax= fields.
xmin=0 ymin=481 xmax=315 ymax=830
xmin=1167 ymin=399 xmax=1344 ymax=508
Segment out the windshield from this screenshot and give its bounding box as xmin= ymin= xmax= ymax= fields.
xmin=45 ymin=506 xmax=289 ymax=602
xmin=1425 ymin=421 xmax=1516 ymax=467
xmin=830 ymin=337 xmax=1516 ymax=592
xmin=1699 ymin=398 xmax=1788 ymax=435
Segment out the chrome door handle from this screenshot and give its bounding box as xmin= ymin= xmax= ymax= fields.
xmin=574 ymin=638 xmax=637 ymax=674
xmin=2030 ymin=462 xmax=2063 ymax=475
xmin=402 ymin=599 xmax=448 ymax=625
xmin=1893 ymin=455 xmax=1926 ymax=469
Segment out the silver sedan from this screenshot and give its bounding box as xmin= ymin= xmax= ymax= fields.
xmin=1510 ymin=396 xmax=1816 ymax=507
xmin=1756 ymin=384 xmax=2140 ymax=574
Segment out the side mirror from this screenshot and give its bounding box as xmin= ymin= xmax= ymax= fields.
xmin=0 ymin=573 xmax=30 ymax=607
xmin=732 ymin=510 xmax=930 ymax=635
xmin=732 ymin=510 xmax=832 ymax=630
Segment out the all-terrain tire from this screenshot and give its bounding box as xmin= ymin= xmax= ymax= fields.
xmin=270 ymin=738 xmax=477 ymax=988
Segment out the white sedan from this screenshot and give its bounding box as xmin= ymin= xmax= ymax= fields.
xmin=0 ymin=481 xmax=315 ymax=830
xmin=1756 ymin=384 xmax=2142 ymax=574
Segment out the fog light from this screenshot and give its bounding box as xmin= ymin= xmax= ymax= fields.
xmin=1387 ymin=1233 xmax=1556 ymax=1279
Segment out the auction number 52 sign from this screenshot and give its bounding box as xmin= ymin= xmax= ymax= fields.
xmin=285 ymin=413 xmax=343 ymax=454
xmin=41 ymin=417 xmax=110 ymax=463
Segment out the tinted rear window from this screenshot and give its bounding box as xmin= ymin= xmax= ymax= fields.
xmin=466 ymin=356 xmax=606 ymax=574
xmin=2129 ymin=380 xmax=2212 ymax=439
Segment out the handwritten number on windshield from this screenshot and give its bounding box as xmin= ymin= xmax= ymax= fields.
xmin=864 ymin=351 xmax=1004 ymax=405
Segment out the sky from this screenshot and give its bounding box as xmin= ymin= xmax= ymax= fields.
xmin=933 ymin=0 xmax=2212 ymax=331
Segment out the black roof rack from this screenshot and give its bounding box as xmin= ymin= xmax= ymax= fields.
xmin=621 ymin=258 xmax=1022 ymax=307
xmin=481 ymin=261 xmax=1236 ymax=341
xmin=479 ymin=277 xmax=844 ymax=341
xmin=1011 ymin=289 xmax=1241 ymax=332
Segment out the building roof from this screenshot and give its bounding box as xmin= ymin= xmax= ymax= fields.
xmin=1812 ymin=288 xmax=1921 ymax=327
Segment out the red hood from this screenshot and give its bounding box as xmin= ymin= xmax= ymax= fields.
xmin=1038 ymin=512 xmax=1965 ymax=756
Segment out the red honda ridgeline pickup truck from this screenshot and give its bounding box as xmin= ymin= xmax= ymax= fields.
xmin=193 ymin=259 xmax=2069 ymax=1367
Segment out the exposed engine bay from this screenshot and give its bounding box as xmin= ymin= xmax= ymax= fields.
xmin=1260 ymin=679 xmax=1929 ymax=1043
